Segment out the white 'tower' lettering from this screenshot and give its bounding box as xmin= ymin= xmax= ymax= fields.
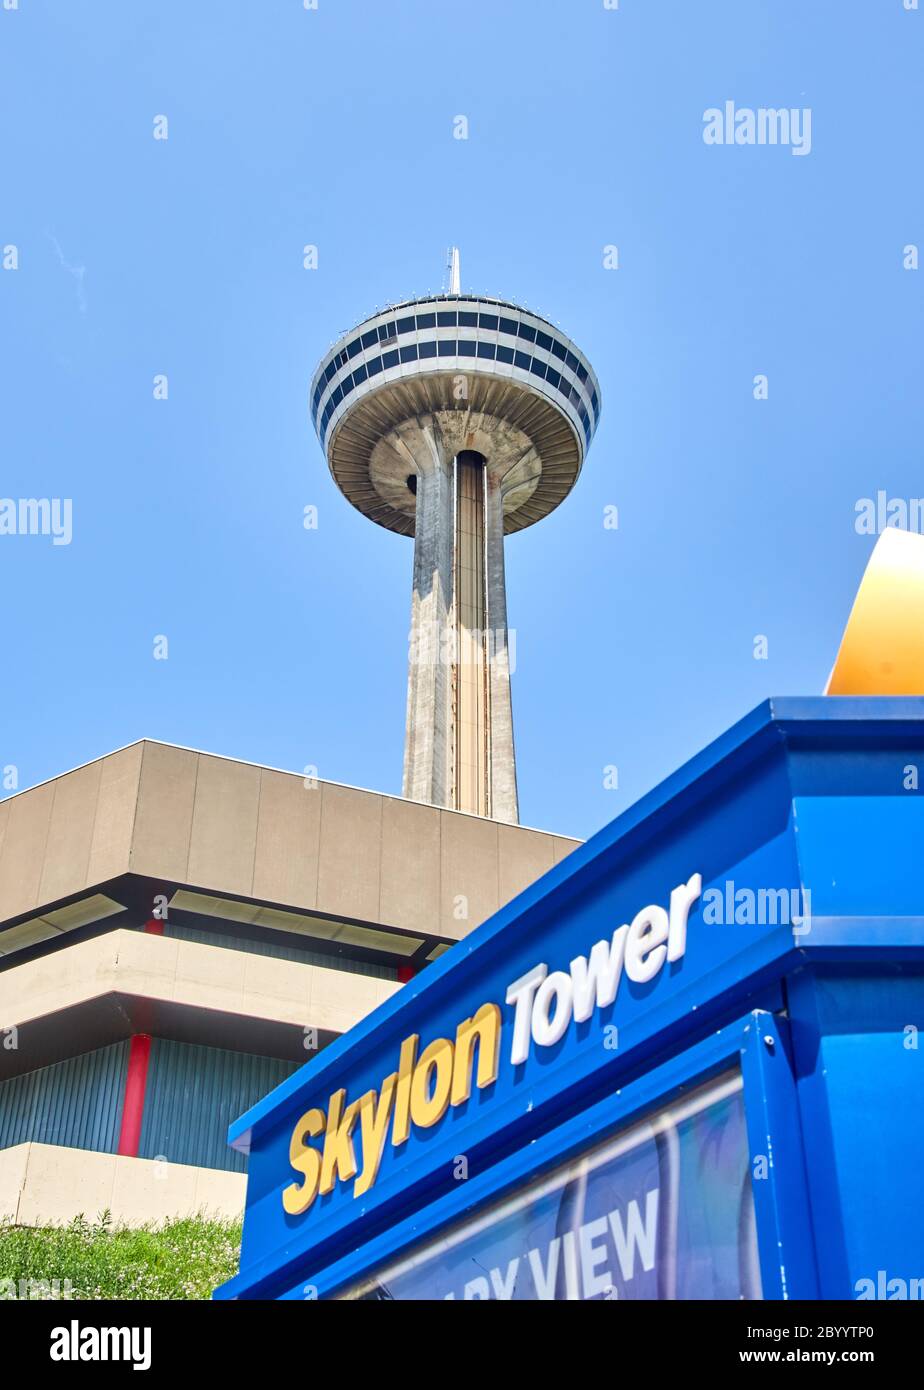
xmin=507 ymin=874 xmax=702 ymax=1066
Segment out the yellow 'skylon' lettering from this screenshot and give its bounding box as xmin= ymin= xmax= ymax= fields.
xmin=451 ymin=1002 xmax=502 ymax=1105
xmin=391 ymin=1033 xmax=419 ymax=1147
xmin=282 ymin=1107 xmax=326 ymax=1215
xmin=319 ymin=1087 xmax=361 ymax=1195
xmin=285 ymin=1004 xmax=505 ymax=1212
xmin=354 ymin=1075 xmax=397 ymax=1198
xmin=410 ymin=1037 xmax=454 ymax=1129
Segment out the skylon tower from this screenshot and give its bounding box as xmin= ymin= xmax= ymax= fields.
xmin=310 ymin=252 xmax=601 ymax=824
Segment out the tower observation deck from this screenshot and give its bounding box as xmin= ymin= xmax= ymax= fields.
xmin=310 ymin=256 xmax=601 ymax=825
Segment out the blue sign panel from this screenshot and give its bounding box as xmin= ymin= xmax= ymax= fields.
xmin=217 ymin=699 xmax=924 ymax=1300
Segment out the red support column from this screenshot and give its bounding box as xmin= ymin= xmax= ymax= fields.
xmin=117 ymin=1033 xmax=152 ymax=1158
xmin=397 ymin=964 xmax=416 ymax=983
xmin=115 ymin=921 xmax=162 ymax=1155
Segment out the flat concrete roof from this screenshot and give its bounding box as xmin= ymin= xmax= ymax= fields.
xmin=0 ymin=741 xmax=580 ymax=956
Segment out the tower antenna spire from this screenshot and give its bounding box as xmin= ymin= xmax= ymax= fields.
xmin=447 ymin=246 xmax=461 ymax=295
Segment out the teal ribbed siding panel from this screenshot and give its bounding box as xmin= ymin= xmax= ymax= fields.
xmin=162 ymin=921 xmax=398 ymax=980
xmin=138 ymin=1039 xmax=297 ymax=1174
xmin=0 ymin=1041 xmax=128 ymax=1155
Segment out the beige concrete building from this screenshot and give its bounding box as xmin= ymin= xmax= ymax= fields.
xmin=0 ymin=740 xmax=578 ymax=1227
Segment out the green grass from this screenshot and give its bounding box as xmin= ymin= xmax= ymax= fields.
xmin=0 ymin=1211 xmax=241 ymax=1300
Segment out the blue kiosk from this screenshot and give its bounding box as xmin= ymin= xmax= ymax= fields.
xmin=215 ymin=697 xmax=924 ymax=1301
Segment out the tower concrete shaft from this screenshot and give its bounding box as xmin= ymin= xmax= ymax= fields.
xmin=403 ymin=445 xmax=518 ymax=824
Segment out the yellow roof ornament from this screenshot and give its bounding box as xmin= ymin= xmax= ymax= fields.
xmin=827 ymin=527 xmax=924 ymax=695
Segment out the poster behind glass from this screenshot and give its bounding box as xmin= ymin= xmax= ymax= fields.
xmin=345 ymin=1071 xmax=760 ymax=1301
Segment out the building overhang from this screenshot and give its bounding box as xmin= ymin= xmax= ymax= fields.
xmin=0 ymin=929 xmax=400 ymax=1079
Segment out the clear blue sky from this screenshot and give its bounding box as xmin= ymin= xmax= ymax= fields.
xmin=2 ymin=1 xmax=922 ymax=841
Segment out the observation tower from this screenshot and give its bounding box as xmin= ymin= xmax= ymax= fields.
xmin=310 ymin=251 xmax=601 ymax=825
